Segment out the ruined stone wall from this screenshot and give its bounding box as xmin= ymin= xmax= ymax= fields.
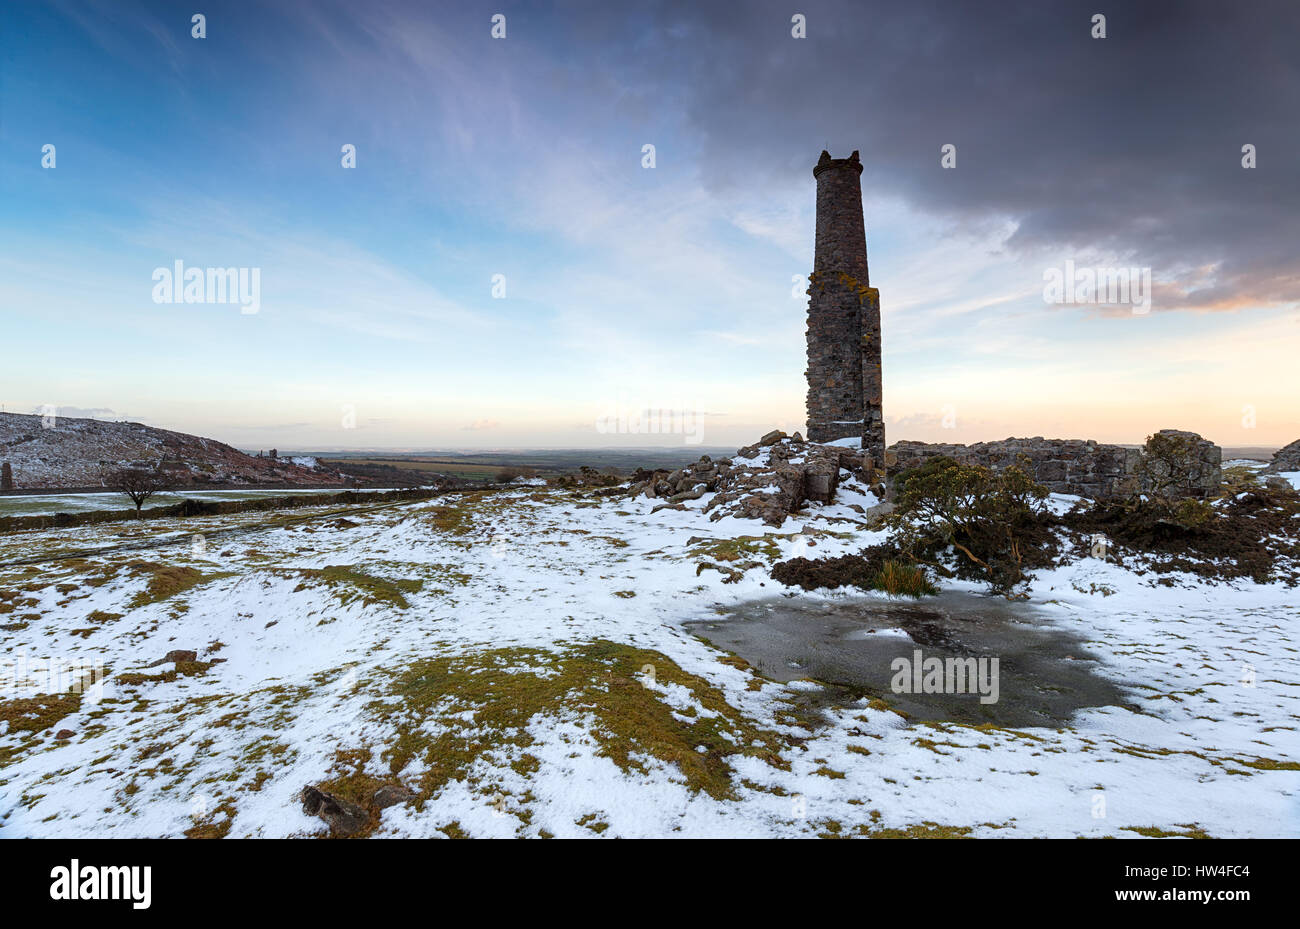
xmin=805 ymin=150 xmax=884 ymax=463
xmin=888 ymin=431 xmax=1224 ymax=499
xmin=889 ymin=437 xmax=1142 ymax=498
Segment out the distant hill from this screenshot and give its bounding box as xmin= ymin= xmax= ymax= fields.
xmin=0 ymin=412 xmax=347 ymax=490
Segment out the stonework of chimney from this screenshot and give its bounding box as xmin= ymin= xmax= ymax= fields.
xmin=804 ymin=150 xmax=883 ymax=466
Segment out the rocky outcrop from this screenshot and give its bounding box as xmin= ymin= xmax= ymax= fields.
xmin=1137 ymin=429 xmax=1222 ymax=498
xmin=301 ymin=781 xmax=416 ymax=836
xmin=144 ymin=649 xmax=198 ymax=668
xmin=1265 ymin=438 xmax=1300 ymax=474
xmin=300 ymin=786 xmax=370 ymax=837
xmin=626 ymin=431 xmax=880 ymax=527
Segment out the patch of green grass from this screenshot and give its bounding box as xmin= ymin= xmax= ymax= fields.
xmin=0 ymin=690 xmax=86 ymax=766
xmin=184 ymin=799 xmax=238 ymax=839
xmin=285 ymin=565 xmax=423 ymax=609
xmin=0 ymin=692 xmax=82 ymax=735
xmin=858 ymin=821 xmax=975 ymax=838
xmin=1121 ymin=824 xmax=1210 ymax=839
xmin=125 ymin=562 xmax=235 ymax=609
xmin=427 ymin=504 xmax=473 ymax=535
xmin=1231 ymin=756 xmax=1300 ymax=772
xmin=688 ymin=534 xmax=788 ymax=564
xmin=366 ymin=640 xmax=789 ymax=816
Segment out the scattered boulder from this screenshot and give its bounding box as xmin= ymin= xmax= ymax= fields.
xmin=300 ymin=786 xmax=370 ymax=837
xmin=802 ymin=447 xmax=841 ymax=503
xmin=144 ymin=649 xmax=198 ymax=668
xmin=371 ymin=783 xmax=416 ymax=810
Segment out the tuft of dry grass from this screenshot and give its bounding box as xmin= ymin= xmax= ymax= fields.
xmin=872 ymin=560 xmax=939 ymax=598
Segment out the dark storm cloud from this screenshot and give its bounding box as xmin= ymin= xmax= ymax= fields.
xmin=567 ymin=0 xmax=1300 ymax=311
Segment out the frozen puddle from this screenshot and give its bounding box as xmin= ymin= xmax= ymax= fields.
xmin=686 ymin=591 xmax=1134 ymax=728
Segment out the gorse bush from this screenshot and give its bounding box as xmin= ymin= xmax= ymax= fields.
xmin=885 ymin=455 xmax=1051 ymax=596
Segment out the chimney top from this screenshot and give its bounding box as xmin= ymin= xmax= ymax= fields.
xmin=814 ymin=150 xmax=862 ymax=178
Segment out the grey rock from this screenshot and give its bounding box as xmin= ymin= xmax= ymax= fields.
xmin=301 ymin=785 xmax=370 ymax=837
xmin=371 ymin=784 xmax=416 ymax=810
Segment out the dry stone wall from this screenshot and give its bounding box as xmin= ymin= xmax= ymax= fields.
xmin=889 ymin=437 xmax=1140 ymax=498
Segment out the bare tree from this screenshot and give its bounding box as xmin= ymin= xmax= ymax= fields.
xmin=110 ymin=467 xmax=170 ymax=516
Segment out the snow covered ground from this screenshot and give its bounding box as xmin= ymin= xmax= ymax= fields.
xmin=0 ymin=471 xmax=1296 ymax=838
xmin=0 ymin=487 xmax=402 ymax=518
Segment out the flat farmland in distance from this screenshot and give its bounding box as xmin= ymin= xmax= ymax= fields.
xmin=327 ymin=458 xmax=506 ymax=481
xmin=315 ymin=448 xmax=736 ymax=483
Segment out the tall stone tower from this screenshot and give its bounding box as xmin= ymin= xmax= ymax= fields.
xmin=805 ymin=150 xmax=884 ymax=467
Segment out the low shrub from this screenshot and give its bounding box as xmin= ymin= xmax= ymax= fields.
xmin=885 ymin=455 xmax=1053 ymax=596
xmin=495 ymin=466 xmax=538 ymax=483
xmin=769 ymin=545 xmax=937 ymax=597
xmin=1062 ymin=484 xmax=1300 ymax=585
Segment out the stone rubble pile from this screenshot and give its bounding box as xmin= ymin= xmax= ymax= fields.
xmin=625 ymin=430 xmax=881 ymax=527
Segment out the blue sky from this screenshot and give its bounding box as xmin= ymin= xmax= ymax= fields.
xmin=2 ymin=0 xmax=1296 ymax=450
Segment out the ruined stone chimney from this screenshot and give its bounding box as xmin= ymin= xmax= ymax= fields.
xmin=805 ymin=150 xmax=884 ymax=466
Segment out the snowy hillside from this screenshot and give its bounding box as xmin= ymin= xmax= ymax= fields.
xmin=0 ymin=412 xmax=343 ymax=489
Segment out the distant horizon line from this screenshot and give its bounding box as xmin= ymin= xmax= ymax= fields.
xmin=0 ymin=411 xmax=1283 ymax=457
